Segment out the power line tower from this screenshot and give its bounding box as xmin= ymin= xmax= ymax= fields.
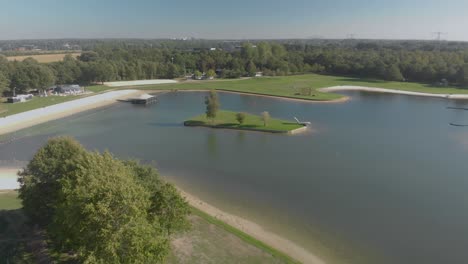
xmin=432 ymin=32 xmax=447 ymax=41
xmin=347 ymin=34 xmax=356 ymax=40
xmin=432 ymin=32 xmax=447 ymax=51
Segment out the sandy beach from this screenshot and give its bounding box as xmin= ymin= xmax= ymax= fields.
xmin=320 ymin=85 xmax=468 ymax=99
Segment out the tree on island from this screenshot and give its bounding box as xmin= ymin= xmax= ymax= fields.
xmin=205 ymin=90 xmax=219 ymax=123
xmin=236 ymin=112 xmax=246 ymax=125
xmin=18 ymin=137 xmax=190 ymax=263
xmin=261 ymin=111 xmax=270 ymax=127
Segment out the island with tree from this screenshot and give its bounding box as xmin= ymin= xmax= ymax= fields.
xmin=184 ymin=90 xmax=307 ymax=133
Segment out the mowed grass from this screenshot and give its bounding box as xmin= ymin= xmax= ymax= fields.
xmin=3 ymin=73 xmax=466 ymax=118
xmin=167 ymin=212 xmax=289 ymax=264
xmin=0 ymin=191 xmax=21 ymax=210
xmin=85 ymin=85 xmax=115 ymax=93
xmin=133 ymin=74 xmax=468 ymax=99
xmin=185 ymin=110 xmax=304 ymax=133
xmin=6 ymin=52 xmax=81 ymax=63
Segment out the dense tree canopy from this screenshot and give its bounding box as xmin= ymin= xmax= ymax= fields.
xmin=2 ymin=39 xmax=468 ymax=96
xmin=18 ymin=137 xmax=190 ymax=263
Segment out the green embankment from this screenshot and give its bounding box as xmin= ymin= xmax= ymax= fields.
xmin=3 ymin=74 xmax=468 ymax=117
xmin=190 ymin=206 xmax=299 ymax=264
xmin=135 ymin=74 xmax=468 ymax=99
xmin=185 ymin=110 xmax=304 ymax=133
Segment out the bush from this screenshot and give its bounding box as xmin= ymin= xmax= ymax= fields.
xmin=236 ymin=112 xmax=246 ymax=125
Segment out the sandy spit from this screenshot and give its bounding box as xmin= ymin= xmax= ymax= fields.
xmin=0 ymin=90 xmax=142 ymax=136
xmin=320 ymin=85 xmax=468 ymax=99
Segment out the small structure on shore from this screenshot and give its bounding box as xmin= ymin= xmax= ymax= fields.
xmin=121 ymin=93 xmax=157 ymax=105
xmin=294 ymin=117 xmax=311 ymax=126
xmin=53 ymin=84 xmax=83 ymax=95
xmin=7 ymin=94 xmax=33 ymax=103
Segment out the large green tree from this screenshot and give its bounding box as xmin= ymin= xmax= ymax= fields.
xmin=18 ymin=137 xmax=190 ymax=263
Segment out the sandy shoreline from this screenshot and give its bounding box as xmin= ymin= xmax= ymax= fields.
xmin=0 ymin=90 xmax=142 ymax=136
xmin=320 ymin=85 xmax=468 ymax=99
xmin=176 ymin=188 xmax=325 ymax=264
xmin=0 ymin=168 xmax=323 ymax=264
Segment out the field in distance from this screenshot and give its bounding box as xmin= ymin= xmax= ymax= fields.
xmin=6 ymin=52 xmax=81 ymax=63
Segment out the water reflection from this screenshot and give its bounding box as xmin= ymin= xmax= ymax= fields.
xmin=206 ymin=131 xmax=217 ymax=156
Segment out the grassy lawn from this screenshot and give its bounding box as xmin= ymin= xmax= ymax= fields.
xmin=131 ymin=74 xmax=468 ymax=99
xmin=185 ymin=110 xmax=304 ymax=133
xmin=167 ymin=212 xmax=289 ymax=264
xmin=2 ymin=73 xmax=467 ymax=118
xmin=84 ymin=84 xmax=115 ymax=93
xmin=0 ymin=191 xmax=21 ymax=210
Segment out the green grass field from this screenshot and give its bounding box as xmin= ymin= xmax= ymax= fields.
xmin=0 ymin=191 xmax=21 ymax=210
xmin=134 ymin=74 xmax=468 ymax=100
xmin=3 ymin=74 xmax=468 ymax=118
xmin=84 ymin=85 xmax=114 ymax=93
xmin=185 ymin=110 xmax=304 ymax=133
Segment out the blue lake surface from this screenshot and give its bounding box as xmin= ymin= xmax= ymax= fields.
xmin=2 ymin=91 xmax=468 ymax=263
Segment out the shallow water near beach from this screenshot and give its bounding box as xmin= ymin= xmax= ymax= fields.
xmin=2 ymin=91 xmax=468 ymax=263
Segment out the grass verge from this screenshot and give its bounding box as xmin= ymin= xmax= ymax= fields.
xmin=190 ymin=206 xmax=300 ymax=264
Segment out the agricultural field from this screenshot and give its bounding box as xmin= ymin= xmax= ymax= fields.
xmin=6 ymin=52 xmax=81 ymax=63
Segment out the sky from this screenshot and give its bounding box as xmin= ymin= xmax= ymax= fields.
xmin=0 ymin=0 xmax=467 ymax=41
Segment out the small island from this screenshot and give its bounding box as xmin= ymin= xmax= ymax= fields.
xmin=184 ymin=110 xmax=307 ymax=134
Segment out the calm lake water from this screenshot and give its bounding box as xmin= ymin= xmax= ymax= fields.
xmin=2 ymin=91 xmax=468 ymax=263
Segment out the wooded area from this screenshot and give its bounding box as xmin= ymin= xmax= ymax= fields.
xmin=1 ymin=39 xmax=468 ymax=95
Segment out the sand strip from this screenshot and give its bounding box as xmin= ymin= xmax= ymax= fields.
xmin=0 ymin=90 xmax=141 ymax=136
xmin=320 ymin=86 xmax=468 ymax=99
xmin=178 ymin=188 xmax=325 ymax=264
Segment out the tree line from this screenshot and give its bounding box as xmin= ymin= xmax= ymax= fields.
xmin=1 ymin=40 xmax=468 ymax=95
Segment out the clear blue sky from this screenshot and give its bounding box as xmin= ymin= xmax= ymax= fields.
xmin=1 ymin=0 xmax=467 ymax=40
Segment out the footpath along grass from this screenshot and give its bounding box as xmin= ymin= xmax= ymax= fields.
xmin=184 ymin=110 xmax=304 ymax=133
